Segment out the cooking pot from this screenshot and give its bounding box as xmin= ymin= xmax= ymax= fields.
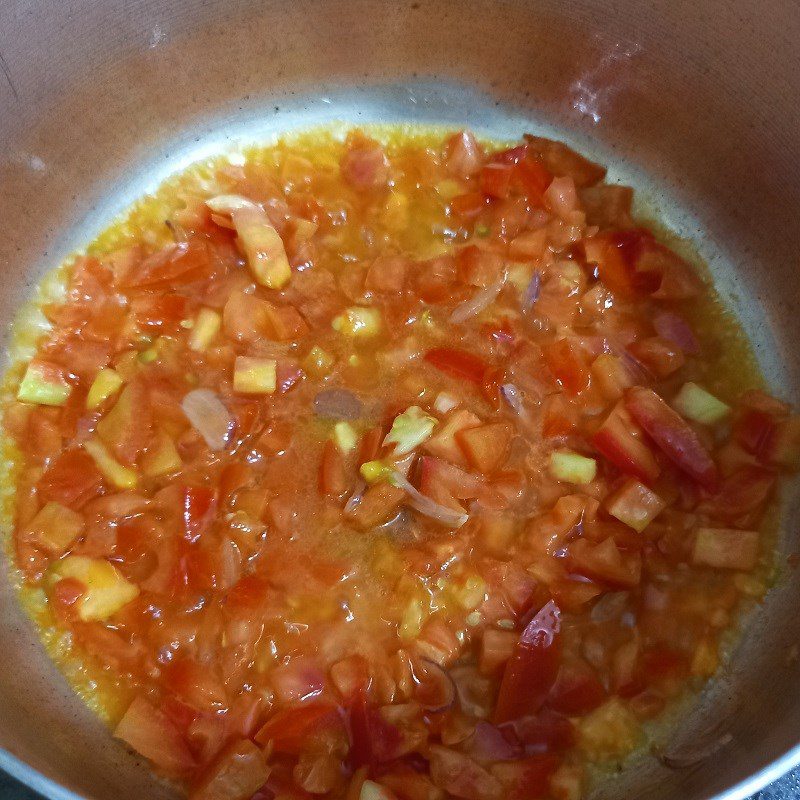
xmin=1 ymin=1 xmax=799 ymax=798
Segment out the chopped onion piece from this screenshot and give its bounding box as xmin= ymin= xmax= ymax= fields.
xmin=654 ymin=311 xmax=699 ymax=354
xmin=449 ymin=274 xmax=506 ymax=324
xmin=501 ymin=383 xmax=526 ymax=416
xmin=412 ymin=658 xmax=457 ymax=712
xmin=522 ymin=270 xmax=542 ymax=311
xmin=390 ymin=470 xmax=468 ymax=529
xmin=206 ymin=195 xmax=260 ymax=214
xmin=181 ymin=389 xmax=235 ymax=451
xmin=343 ymin=478 xmax=367 ymax=515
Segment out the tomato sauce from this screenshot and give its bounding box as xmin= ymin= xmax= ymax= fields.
xmin=3 ymin=127 xmax=798 ymax=800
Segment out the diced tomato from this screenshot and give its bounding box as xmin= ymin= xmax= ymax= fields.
xmin=425 ymin=348 xmax=491 ymax=385
xmin=131 ymin=293 xmax=188 ymax=329
xmin=480 ymin=629 xmax=518 ymax=676
xmin=359 ymin=426 xmax=384 ymax=464
xmin=348 ymin=482 xmax=406 ymax=530
xmin=640 ymin=243 xmax=702 ymax=300
xmin=489 ymin=145 xmax=529 ymax=165
xmin=164 ymin=658 xmax=227 ymax=712
xmin=550 ymin=575 xmax=604 ymax=612
xmin=263 ymin=303 xmax=309 ymax=342
xmin=480 ymin=163 xmax=514 ymax=199
xmin=418 ymin=456 xmax=487 ymax=509
xmin=512 ymin=158 xmax=553 ymax=204
xmin=189 ymin=739 xmax=270 ymax=800
xmin=37 ymin=448 xmax=103 ymax=507
xmin=276 ymin=362 xmax=305 ymax=394
xmin=52 ymin=576 xmax=86 ymax=608
xmin=481 ymin=316 xmax=516 ymax=346
xmin=95 ymin=381 xmax=152 ymax=465
xmin=114 ymin=696 xmax=195 ymax=777
xmin=341 ymin=134 xmax=390 ymax=190
xmin=255 ymin=702 xmax=343 ymax=754
xmin=568 ymin=537 xmax=641 ymax=588
xmin=698 ymin=467 xmax=775 ymax=525
xmin=763 ymin=416 xmax=800 ymax=469
xmin=450 ymin=191 xmax=489 ymax=219
xmin=225 ymin=575 xmax=271 ymax=616
xmin=183 ymin=486 xmax=216 ymax=543
xmin=457 ymin=246 xmax=504 ymax=288
xmin=427 ymin=746 xmax=503 ymax=800
xmin=349 ymin=695 xmax=406 ymax=767
xmin=505 ymin=709 xmax=575 ymax=752
xmin=176 ymin=540 xmax=217 ymax=594
xmin=491 ymin=754 xmax=560 ymax=800
xmin=547 ymin=661 xmax=606 ymax=715
xmin=366 ymin=255 xmax=408 ymax=294
xmin=627 ymin=337 xmax=685 ymax=378
xmin=523 ymin=135 xmax=606 ymax=187
xmin=446 ymin=131 xmax=484 ymax=178
xmin=592 ymin=404 xmax=660 ymax=484
xmin=582 ymin=230 xmax=658 ymax=299
xmin=270 ymin=657 xmax=326 ymax=705
xmin=377 ymin=769 xmax=440 ymax=800
xmin=415 ymin=255 xmax=458 ymax=303
xmin=493 ymin=601 xmax=562 ymax=724
xmin=640 ymin=646 xmax=689 ymax=682
xmin=319 ymin=440 xmax=348 ymax=498
xmin=542 ymin=339 xmax=590 ymax=395
xmin=624 ymin=387 xmax=719 ymax=492
xmin=734 ymin=406 xmax=779 ymax=458
xmin=330 ymin=654 xmax=371 ymax=700
xmin=122 ymin=238 xmax=217 ymax=289
xmin=456 ymin=422 xmax=513 ymax=474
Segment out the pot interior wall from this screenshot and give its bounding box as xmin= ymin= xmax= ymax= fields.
xmin=1 ymin=1 xmax=799 ymax=798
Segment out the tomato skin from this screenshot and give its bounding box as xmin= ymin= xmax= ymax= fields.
xmin=592 ymin=406 xmax=660 ymax=484
xmin=734 ymin=407 xmax=778 ymax=457
xmin=348 ymin=694 xmax=404 ymax=767
xmin=480 ymin=163 xmax=514 ymax=199
xmin=416 ymin=255 xmax=458 ymax=303
xmin=490 ymin=145 xmax=528 ymax=165
xmin=624 ymin=387 xmax=719 ymax=492
xmin=568 ymin=537 xmax=642 ymax=589
xmin=425 ymin=348 xmax=491 ymax=385
xmin=542 ymin=339 xmax=590 ymax=395
xmin=547 ymin=661 xmax=606 ymax=716
xmin=255 ymin=702 xmax=343 ymax=754
xmin=446 ymin=130 xmax=484 ymax=178
xmin=182 ymin=486 xmax=216 ymax=543
xmin=450 ymin=191 xmax=489 ymax=219
xmin=493 ymin=601 xmax=562 ymax=725
xmin=505 ymin=710 xmax=575 ymax=752
xmin=37 ymin=448 xmax=103 ymax=507
xmin=122 ymin=238 xmax=217 ymax=289
xmin=319 ymin=439 xmax=348 ymax=498
xmin=698 ymin=467 xmax=776 ymax=524
xmin=52 ymin=577 xmax=86 ymax=608
xmin=512 ymin=158 xmax=552 ymax=203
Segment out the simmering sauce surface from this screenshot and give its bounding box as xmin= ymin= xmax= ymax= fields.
xmin=4 ymin=127 xmax=798 ymax=800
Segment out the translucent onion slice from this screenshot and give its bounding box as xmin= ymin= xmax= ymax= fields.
xmin=501 ymin=383 xmax=526 ymax=416
xmin=449 ymin=273 xmax=506 ymax=324
xmin=522 ymin=270 xmax=542 ymax=311
xmin=390 ymin=470 xmax=468 ymax=529
xmin=181 ymin=389 xmax=235 ymax=451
